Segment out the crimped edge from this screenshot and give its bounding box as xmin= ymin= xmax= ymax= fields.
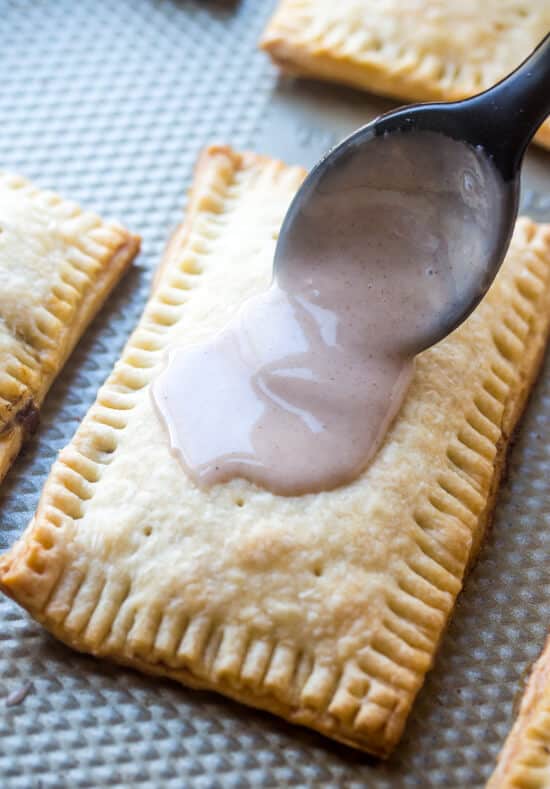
xmin=0 ymin=174 xmax=140 ymax=484
xmin=488 ymin=636 xmax=550 ymax=788
xmin=1 ymin=148 xmax=550 ymax=757
xmin=260 ymin=0 xmax=550 ymax=152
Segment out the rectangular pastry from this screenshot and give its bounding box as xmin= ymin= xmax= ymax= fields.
xmin=488 ymin=636 xmax=550 ymax=787
xmin=0 ymin=173 xmax=140 ymax=483
xmin=261 ymin=0 xmax=550 ymax=150
xmin=1 ymin=146 xmax=549 ymax=757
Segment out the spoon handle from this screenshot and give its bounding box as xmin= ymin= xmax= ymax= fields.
xmin=374 ymin=34 xmax=550 ymax=181
xmin=472 ymin=32 xmax=550 ymax=177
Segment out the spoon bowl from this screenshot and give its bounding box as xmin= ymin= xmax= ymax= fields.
xmin=274 ymin=33 xmax=550 ymax=352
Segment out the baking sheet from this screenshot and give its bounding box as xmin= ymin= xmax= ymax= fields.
xmin=1 ymin=2 xmax=549 ymax=787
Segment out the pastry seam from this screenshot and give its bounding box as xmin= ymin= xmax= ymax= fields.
xmin=0 ymin=173 xmax=140 ymax=483
xmin=488 ymin=635 xmax=550 ymax=788
xmin=260 ymin=0 xmax=550 ymax=151
xmin=1 ymin=148 xmax=550 ymax=756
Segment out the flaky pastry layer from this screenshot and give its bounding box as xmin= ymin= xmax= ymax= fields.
xmin=489 ymin=637 xmax=550 ymax=788
xmin=1 ymin=147 xmax=550 ymax=756
xmin=0 ymin=174 xmax=140 ymax=483
xmin=261 ymin=0 xmax=550 ymax=151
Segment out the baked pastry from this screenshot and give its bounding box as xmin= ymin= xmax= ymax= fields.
xmin=488 ymin=636 xmax=550 ymax=788
xmin=1 ymin=147 xmax=549 ymax=757
xmin=261 ymin=0 xmax=550 ymax=150
xmin=0 ymin=174 xmax=140 ymax=484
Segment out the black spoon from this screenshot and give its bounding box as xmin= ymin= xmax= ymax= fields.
xmin=274 ymin=33 xmax=550 ymax=352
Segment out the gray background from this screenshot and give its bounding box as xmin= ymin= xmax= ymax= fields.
xmin=1 ymin=1 xmax=549 ymax=787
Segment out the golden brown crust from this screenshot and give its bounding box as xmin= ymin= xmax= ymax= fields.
xmin=0 ymin=173 xmax=140 ymax=484
xmin=260 ymin=0 xmax=550 ymax=151
xmin=471 ymin=236 xmax=550 ymax=566
xmin=488 ymin=637 xmax=550 ymax=788
xmin=1 ymin=147 xmax=550 ymax=757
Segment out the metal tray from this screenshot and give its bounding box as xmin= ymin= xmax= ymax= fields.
xmin=1 ymin=2 xmax=549 ymax=786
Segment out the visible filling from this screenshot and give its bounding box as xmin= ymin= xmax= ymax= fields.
xmin=153 ymin=134 xmax=505 ymax=495
xmin=15 ymin=400 xmax=40 ymax=437
xmin=0 ymin=399 xmax=39 ymax=441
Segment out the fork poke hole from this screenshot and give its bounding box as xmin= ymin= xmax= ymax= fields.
xmin=143 ymin=526 xmax=153 ymax=537
xmin=235 ymin=497 xmax=245 ymax=507
xmin=313 ymin=564 xmax=323 ymax=577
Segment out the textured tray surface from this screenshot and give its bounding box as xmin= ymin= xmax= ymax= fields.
xmin=1 ymin=2 xmax=550 ymax=787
